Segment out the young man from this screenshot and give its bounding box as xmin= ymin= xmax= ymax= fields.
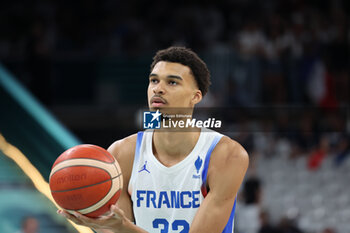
xmin=58 ymin=47 xmax=249 ymax=233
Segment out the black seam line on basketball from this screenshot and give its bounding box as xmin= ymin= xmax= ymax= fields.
xmin=64 ymin=180 xmax=120 ymax=212
xmin=51 ymin=165 xmax=112 ymax=179
xmin=64 ymin=181 xmax=115 ymax=212
xmin=51 ymin=173 xmax=122 ymax=193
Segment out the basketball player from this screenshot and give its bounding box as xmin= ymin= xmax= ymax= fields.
xmin=58 ymin=47 xmax=249 ymax=233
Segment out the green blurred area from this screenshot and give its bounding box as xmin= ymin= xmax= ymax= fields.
xmin=0 ymin=64 xmax=80 ymax=233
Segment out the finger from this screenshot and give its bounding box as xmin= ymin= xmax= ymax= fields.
xmin=57 ymin=209 xmax=72 ymax=218
xmin=57 ymin=209 xmax=75 ymax=220
xmin=110 ymin=204 xmax=125 ymax=220
xmin=97 ymin=214 xmax=114 ymax=221
xmin=57 ymin=210 xmax=83 ymax=224
xmin=73 ymin=211 xmax=117 ymax=226
xmin=71 ymin=211 xmax=90 ymax=221
xmin=98 ymin=211 xmax=114 ymax=220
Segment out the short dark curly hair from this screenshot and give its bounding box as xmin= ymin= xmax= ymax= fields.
xmin=150 ymin=46 xmax=211 ymax=96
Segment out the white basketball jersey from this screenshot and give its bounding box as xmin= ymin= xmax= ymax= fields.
xmin=128 ymin=128 xmax=237 ymax=233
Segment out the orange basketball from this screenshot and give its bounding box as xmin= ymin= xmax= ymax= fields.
xmin=49 ymin=144 xmax=123 ymax=218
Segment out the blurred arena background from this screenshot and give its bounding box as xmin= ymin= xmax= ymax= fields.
xmin=0 ymin=0 xmax=349 ymax=233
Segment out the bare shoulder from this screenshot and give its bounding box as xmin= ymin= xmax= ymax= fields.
xmin=108 ymin=134 xmax=138 ymax=160
xmin=211 ymin=135 xmax=249 ymax=167
xmin=107 ymin=133 xmax=138 ymax=179
xmin=207 ymin=135 xmax=249 ymax=194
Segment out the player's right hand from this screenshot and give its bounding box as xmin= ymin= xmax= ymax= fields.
xmin=57 ymin=204 xmax=130 ymax=232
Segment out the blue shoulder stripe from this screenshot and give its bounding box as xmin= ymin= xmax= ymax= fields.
xmin=201 ymin=135 xmax=223 ymax=188
xmin=133 ymin=131 xmax=144 ymax=168
xmin=222 ymin=198 xmax=237 ymax=233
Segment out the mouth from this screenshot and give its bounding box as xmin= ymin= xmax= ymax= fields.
xmin=150 ymin=96 xmax=167 ymax=107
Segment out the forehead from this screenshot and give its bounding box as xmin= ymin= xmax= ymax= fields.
xmin=151 ymin=61 xmax=192 ymax=78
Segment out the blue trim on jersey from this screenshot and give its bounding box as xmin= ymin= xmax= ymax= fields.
xmin=201 ymin=135 xmax=222 ymax=188
xmin=222 ymin=198 xmax=237 ymax=233
xmin=133 ymin=131 xmax=144 ymax=167
xmin=201 ymin=135 xmax=236 ymax=233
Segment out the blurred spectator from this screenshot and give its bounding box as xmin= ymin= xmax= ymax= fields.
xmin=307 ymin=135 xmax=330 ymax=170
xmin=276 ymin=217 xmax=304 ymax=233
xmin=334 ymin=134 xmax=350 ymax=167
xmin=17 ymin=216 xmax=39 ymax=233
xmin=320 ymin=228 xmax=336 ymax=233
xmin=307 ymin=59 xmax=338 ymax=108
xmin=253 ymin=120 xmax=276 ymax=158
xmin=236 ymin=20 xmax=265 ymax=59
xmin=243 ymin=176 xmax=262 ymax=205
xmin=236 ymin=176 xmax=262 ymax=233
xmin=290 ymin=111 xmax=319 ymax=158
xmin=258 ymin=210 xmax=279 ymax=233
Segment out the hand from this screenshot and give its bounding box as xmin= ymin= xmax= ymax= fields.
xmin=57 ymin=205 xmax=130 ymax=232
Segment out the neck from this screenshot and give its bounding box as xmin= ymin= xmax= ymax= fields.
xmin=152 ymin=128 xmax=201 ymax=165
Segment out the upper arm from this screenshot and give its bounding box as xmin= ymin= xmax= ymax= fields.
xmin=107 ymin=134 xmax=137 ymax=222
xmin=190 ymin=136 xmax=249 ymax=233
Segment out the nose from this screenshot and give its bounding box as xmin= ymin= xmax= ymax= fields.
xmin=153 ymin=81 xmax=165 ymax=95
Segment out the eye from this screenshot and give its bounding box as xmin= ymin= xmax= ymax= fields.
xmin=150 ymin=78 xmax=159 ymax=84
xmin=169 ymin=80 xmax=177 ymax=86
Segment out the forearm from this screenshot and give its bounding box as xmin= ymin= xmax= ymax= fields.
xmin=190 ymin=193 xmax=236 ymax=233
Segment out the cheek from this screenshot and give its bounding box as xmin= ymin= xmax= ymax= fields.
xmin=147 ymin=85 xmax=152 ymax=98
xmin=178 ymin=90 xmax=194 ymax=104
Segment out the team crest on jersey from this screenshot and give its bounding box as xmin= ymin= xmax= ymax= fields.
xmin=193 ymin=156 xmax=202 ymax=179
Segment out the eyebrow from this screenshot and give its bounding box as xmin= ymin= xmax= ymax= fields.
xmin=149 ymin=73 xmax=183 ymax=80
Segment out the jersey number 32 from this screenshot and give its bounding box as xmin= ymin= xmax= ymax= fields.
xmin=153 ymin=218 xmax=189 ymax=233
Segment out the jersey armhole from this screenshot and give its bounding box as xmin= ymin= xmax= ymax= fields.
xmin=128 ymin=131 xmax=144 ymax=196
xmin=201 ymin=134 xmax=223 ymax=197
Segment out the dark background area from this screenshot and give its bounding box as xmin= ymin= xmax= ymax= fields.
xmin=0 ymin=0 xmax=349 ymax=148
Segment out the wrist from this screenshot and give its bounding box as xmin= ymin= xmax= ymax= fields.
xmin=118 ymin=219 xmax=148 ymax=233
xmin=126 ymin=221 xmax=148 ymax=233
xmin=106 ymin=217 xmax=135 ymax=233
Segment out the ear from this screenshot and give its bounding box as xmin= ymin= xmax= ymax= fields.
xmin=191 ymin=90 xmax=202 ymax=105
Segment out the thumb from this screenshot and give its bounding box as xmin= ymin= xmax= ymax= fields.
xmin=111 ymin=204 xmax=125 ymax=220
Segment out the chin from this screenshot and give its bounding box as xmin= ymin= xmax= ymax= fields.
xmin=149 ymin=106 xmax=162 ymax=111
